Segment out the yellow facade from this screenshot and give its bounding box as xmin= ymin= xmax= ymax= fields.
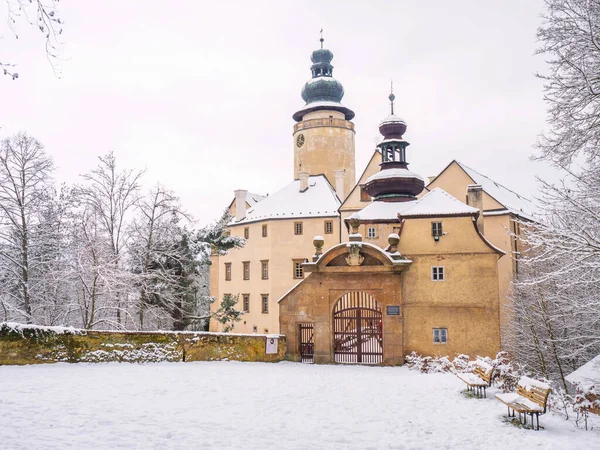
xmin=293 ymin=109 xmax=356 ymax=198
xmin=210 ymin=216 xmax=340 ymax=334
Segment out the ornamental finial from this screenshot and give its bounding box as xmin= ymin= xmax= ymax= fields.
xmin=389 ymin=81 xmax=395 ymax=115
xmin=320 ymin=28 xmax=324 ymax=49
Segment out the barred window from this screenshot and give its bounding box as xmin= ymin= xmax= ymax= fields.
xmin=225 ymin=263 xmax=231 ymax=281
xmin=433 ymin=328 xmax=448 ymax=344
xmin=243 ymin=294 xmax=250 ymax=313
xmin=293 ymin=260 xmax=304 ymax=279
xmin=261 ymin=260 xmax=269 ymax=280
xmin=432 ymin=266 xmax=445 ymax=281
xmin=243 ymin=261 xmax=250 ymax=280
xmin=294 ymin=222 xmax=303 ymax=235
xmin=244 ymin=227 xmax=249 ymax=239
xmin=262 ymin=224 xmax=268 ymax=237
xmin=261 ymin=295 xmax=269 ymax=314
xmin=325 ymin=220 xmax=333 ymax=234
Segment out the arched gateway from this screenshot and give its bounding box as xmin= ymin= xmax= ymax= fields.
xmin=333 ymin=292 xmax=383 ymax=364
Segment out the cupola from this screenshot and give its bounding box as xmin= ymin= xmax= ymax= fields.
xmin=363 ymin=87 xmax=424 ymax=202
xmin=293 ymin=33 xmax=355 ymax=122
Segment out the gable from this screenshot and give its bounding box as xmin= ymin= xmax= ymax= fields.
xmin=427 ymin=161 xmax=505 ymax=211
xmin=339 ymin=150 xmax=381 ymax=212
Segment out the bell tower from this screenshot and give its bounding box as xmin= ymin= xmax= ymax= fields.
xmin=292 ymin=34 xmax=356 ymax=201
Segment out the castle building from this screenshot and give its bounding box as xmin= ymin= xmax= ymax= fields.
xmin=210 ymin=39 xmax=533 ymax=363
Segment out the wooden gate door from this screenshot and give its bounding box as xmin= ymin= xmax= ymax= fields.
xmin=298 ymin=323 xmax=314 ymax=363
xmin=333 ymin=292 xmax=383 ymax=364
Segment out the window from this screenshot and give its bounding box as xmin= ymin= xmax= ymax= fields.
xmin=243 ymin=294 xmax=250 ymax=313
xmin=324 ymin=220 xmax=333 ymax=234
xmin=261 ymin=260 xmax=269 ymax=280
xmin=433 ymin=328 xmax=448 ymax=344
xmin=261 ymin=295 xmax=269 ymax=314
xmin=432 ymin=266 xmax=445 ymax=281
xmin=432 ymin=222 xmax=443 ymax=237
xmin=367 ymin=227 xmax=377 ymax=239
xmin=392 ymin=226 xmax=401 ymax=235
xmin=225 ymin=263 xmax=231 ymax=281
xmin=243 ymin=261 xmax=250 ymax=280
xmin=360 ymin=186 xmax=370 ymax=202
xmin=244 ymin=227 xmax=249 ymax=239
xmin=262 ymin=224 xmax=268 ymax=237
xmin=293 ymin=260 xmax=304 ymax=279
xmin=294 ymin=222 xmax=303 ymax=235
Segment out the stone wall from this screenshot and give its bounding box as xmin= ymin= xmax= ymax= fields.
xmin=0 ymin=323 xmax=285 ymax=365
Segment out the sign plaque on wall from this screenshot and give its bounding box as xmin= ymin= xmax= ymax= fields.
xmin=386 ymin=306 xmax=400 ymax=316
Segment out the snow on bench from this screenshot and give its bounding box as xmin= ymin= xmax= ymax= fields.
xmin=456 ymin=360 xmax=494 ymax=398
xmin=495 ymin=376 xmax=551 ymax=430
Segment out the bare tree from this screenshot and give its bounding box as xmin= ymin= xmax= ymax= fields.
xmin=535 ymin=0 xmax=600 ymax=166
xmin=2 ymin=0 xmax=65 ymax=79
xmin=74 ymin=152 xmax=143 ymax=327
xmin=0 ymin=132 xmax=53 ymax=322
xmin=508 ymin=0 xmax=600 ymax=393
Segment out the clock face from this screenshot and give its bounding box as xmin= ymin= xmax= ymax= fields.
xmin=296 ymin=134 xmax=305 ymax=148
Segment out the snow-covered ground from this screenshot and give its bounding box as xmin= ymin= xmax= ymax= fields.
xmin=1 ymin=362 xmax=598 ymax=449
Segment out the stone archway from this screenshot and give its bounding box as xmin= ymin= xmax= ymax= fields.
xmin=333 ymin=292 xmax=383 ymax=364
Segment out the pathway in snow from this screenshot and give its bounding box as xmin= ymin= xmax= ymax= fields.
xmin=0 ymin=362 xmax=598 ymax=449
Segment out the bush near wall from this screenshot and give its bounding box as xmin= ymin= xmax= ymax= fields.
xmin=0 ymin=323 xmax=285 ymax=365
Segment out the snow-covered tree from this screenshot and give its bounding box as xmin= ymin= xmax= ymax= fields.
xmin=535 ymin=0 xmax=600 ymax=166
xmin=2 ymin=0 xmax=65 ymax=79
xmin=73 ymin=152 xmax=143 ymax=328
xmin=508 ymin=0 xmax=600 ymax=391
xmin=0 ymin=132 xmax=54 ymax=323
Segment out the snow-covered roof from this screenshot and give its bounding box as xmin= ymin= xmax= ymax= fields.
xmin=232 ymin=175 xmax=340 ymax=225
xmin=379 ymin=114 xmax=406 ymax=126
xmin=349 ymin=188 xmax=479 ymax=221
xmin=348 ymin=200 xmax=413 ymax=221
xmin=400 ymin=188 xmax=480 ymax=217
xmin=566 ymin=355 xmax=600 ymax=386
xmin=365 ymin=168 xmax=425 ymax=184
xmin=456 ymin=161 xmax=537 ymax=219
xmin=246 ymin=192 xmax=267 ymax=207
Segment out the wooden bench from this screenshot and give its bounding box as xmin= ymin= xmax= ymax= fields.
xmin=495 ymin=377 xmax=551 ymax=430
xmin=456 ymin=362 xmax=494 ymax=398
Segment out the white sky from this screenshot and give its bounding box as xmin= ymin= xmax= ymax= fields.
xmin=1 ymin=0 xmax=555 ymax=225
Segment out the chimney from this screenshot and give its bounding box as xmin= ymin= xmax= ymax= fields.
xmin=299 ymin=171 xmax=309 ymax=192
xmin=334 ymin=169 xmax=345 ymax=201
xmin=234 ymin=189 xmax=247 ymax=221
xmin=467 ymin=184 xmax=484 ymax=234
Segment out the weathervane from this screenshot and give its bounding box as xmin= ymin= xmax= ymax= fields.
xmin=320 ymin=28 xmax=324 ymax=49
xmin=389 ymin=81 xmax=395 ymax=115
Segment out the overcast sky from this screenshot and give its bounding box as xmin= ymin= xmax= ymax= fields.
xmin=1 ymin=0 xmax=554 ymax=225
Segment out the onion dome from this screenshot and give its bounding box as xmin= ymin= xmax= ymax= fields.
xmin=293 ymin=34 xmax=355 ymax=122
xmin=363 ymin=89 xmax=424 ymax=202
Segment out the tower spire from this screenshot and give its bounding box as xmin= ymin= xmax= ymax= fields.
xmin=389 ymin=81 xmax=395 ymax=115
xmin=320 ymin=28 xmax=324 ymax=49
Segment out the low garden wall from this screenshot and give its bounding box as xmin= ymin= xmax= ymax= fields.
xmin=0 ymin=323 xmax=285 ymax=365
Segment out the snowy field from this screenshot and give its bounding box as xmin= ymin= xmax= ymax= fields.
xmin=1 ymin=362 xmax=599 ymax=450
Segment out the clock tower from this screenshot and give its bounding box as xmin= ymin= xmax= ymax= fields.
xmin=292 ymin=36 xmax=356 ymax=201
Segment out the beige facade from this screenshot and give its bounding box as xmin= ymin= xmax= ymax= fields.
xmin=293 ymin=109 xmax=356 ymax=198
xmin=211 ymin=214 xmax=340 ymax=334
xmin=209 ymin=45 xmax=529 ymax=363
xmin=279 ymin=213 xmax=503 ymax=364
xmin=425 ymin=160 xmax=530 ymax=341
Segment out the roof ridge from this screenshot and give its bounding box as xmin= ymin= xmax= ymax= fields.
xmin=456 ymin=161 xmax=533 ymax=203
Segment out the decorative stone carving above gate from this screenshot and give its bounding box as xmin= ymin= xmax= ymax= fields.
xmin=345 ymin=243 xmax=365 ymax=266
